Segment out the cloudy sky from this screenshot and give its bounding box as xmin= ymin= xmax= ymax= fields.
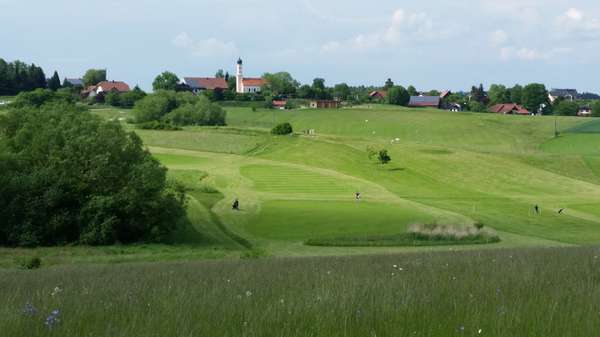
xmin=1 ymin=0 xmax=599 ymax=92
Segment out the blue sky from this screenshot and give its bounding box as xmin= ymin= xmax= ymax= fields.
xmin=1 ymin=0 xmax=599 ymax=92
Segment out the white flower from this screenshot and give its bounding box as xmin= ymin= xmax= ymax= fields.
xmin=245 ymin=290 xmax=252 ymax=297
xmin=393 ymin=264 xmax=398 ymax=268
xmin=478 ymin=328 xmax=482 ymax=334
xmin=51 ymin=286 xmax=62 ymax=297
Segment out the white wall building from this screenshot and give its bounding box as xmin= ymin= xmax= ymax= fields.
xmin=235 ymin=58 xmax=265 ymax=94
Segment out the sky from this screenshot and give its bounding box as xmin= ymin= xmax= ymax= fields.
xmin=1 ymin=0 xmax=600 ymax=93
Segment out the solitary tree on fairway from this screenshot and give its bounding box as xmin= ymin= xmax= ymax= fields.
xmin=378 ymin=150 xmax=391 ymax=165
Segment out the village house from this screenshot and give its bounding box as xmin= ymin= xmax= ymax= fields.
xmin=236 ymin=58 xmax=265 ymax=93
xmin=272 ymin=100 xmax=287 ymax=110
xmin=578 ymin=106 xmax=593 ymax=117
xmin=369 ymin=90 xmax=386 ymax=102
xmin=408 ymin=96 xmax=441 ymax=109
xmin=488 ymin=103 xmax=530 ymax=115
xmin=82 ymin=80 xmax=130 ymax=98
xmin=549 ymin=89 xmax=578 ymax=103
xmin=183 ymin=77 xmax=228 ymax=94
xmin=309 ymin=100 xmax=339 ymax=109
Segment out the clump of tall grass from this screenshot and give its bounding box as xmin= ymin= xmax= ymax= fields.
xmin=407 ymin=223 xmax=499 ymax=243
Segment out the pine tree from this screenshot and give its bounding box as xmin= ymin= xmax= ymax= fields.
xmin=48 ymin=71 xmax=61 ymax=91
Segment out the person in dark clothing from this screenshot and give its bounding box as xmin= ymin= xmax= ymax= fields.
xmin=534 ymin=205 xmax=540 ymax=215
xmin=232 ymin=198 xmax=239 ymax=211
xmin=355 ymin=192 xmax=361 ymax=201
xmin=558 ymin=208 xmax=564 ymax=214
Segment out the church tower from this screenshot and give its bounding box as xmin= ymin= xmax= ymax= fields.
xmin=236 ymin=58 xmax=243 ymax=93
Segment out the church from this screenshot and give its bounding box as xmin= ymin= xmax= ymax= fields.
xmin=236 ymin=58 xmax=265 ymax=94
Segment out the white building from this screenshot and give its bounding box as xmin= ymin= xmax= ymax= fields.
xmin=235 ymin=58 xmax=265 ymax=94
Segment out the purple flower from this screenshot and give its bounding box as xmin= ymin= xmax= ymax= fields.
xmin=45 ymin=309 xmax=60 ymax=328
xmin=22 ymin=302 xmax=37 ymax=316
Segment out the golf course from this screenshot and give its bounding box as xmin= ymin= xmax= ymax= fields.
xmin=3 ymin=103 xmax=600 ymax=336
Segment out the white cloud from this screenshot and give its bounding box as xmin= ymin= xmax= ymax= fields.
xmin=499 ymin=46 xmax=571 ymax=61
xmin=556 ymin=7 xmax=600 ymax=39
xmin=320 ymin=8 xmax=444 ymax=53
xmin=490 ymin=30 xmax=508 ymax=47
xmin=172 ymin=32 xmax=238 ymax=58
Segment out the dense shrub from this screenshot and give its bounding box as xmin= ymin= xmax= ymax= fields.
xmin=12 ymin=88 xmax=74 ymax=108
xmin=133 ymin=91 xmax=226 ymax=126
xmin=271 ymin=122 xmax=293 ymax=135
xmin=138 ymin=120 xmax=182 ymax=130
xmin=0 ymin=102 xmax=187 ymax=247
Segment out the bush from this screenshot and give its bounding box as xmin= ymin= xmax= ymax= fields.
xmin=378 ymin=150 xmax=391 ymax=164
xmin=138 ymin=120 xmax=181 ymax=130
xmin=0 ymin=102 xmax=187 ymax=247
xmin=133 ymin=91 xmax=226 ymax=126
xmin=16 ymin=256 xmax=42 ymax=270
xmin=271 ymin=122 xmax=293 ymax=135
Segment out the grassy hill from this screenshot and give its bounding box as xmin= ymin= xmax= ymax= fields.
xmin=4 ymin=104 xmax=600 ymax=336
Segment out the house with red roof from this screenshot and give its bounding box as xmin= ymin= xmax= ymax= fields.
xmin=369 ymin=90 xmax=387 ymax=102
xmin=82 ymin=81 xmax=130 ymax=98
xmin=488 ymin=103 xmax=530 ymax=115
xmin=183 ymin=77 xmax=228 ymax=94
xmin=236 ymin=58 xmax=266 ymax=93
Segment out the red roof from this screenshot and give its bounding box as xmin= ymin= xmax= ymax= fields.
xmin=488 ymin=103 xmax=530 ymax=115
xmin=369 ymin=90 xmax=387 ymax=98
xmin=185 ymin=77 xmax=228 ymax=90
xmin=243 ymin=78 xmax=265 ymax=87
xmin=272 ymin=100 xmax=287 ymax=107
xmin=96 ymin=81 xmax=130 ymax=92
xmin=440 ymin=90 xmax=451 ymax=99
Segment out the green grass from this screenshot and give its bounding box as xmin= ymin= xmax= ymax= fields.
xmin=3 ymin=247 xmax=600 ymax=337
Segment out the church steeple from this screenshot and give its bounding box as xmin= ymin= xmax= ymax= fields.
xmin=236 ymin=58 xmax=244 ymax=93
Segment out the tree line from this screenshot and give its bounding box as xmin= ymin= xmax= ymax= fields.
xmin=0 ymin=58 xmax=47 ymax=95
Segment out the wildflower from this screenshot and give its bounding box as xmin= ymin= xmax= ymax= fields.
xmin=478 ymin=328 xmax=482 ymax=334
xmin=391 ymin=272 xmax=395 ymax=276
xmin=51 ymin=286 xmax=62 ymax=297
xmin=22 ymin=302 xmax=37 ymax=316
xmin=393 ymin=264 xmax=398 ymax=268
xmin=279 ymin=298 xmax=285 ymax=304
xmin=457 ymin=325 xmax=465 ymax=332
xmin=45 ymin=309 xmax=60 ymax=328
xmin=245 ymin=290 xmax=252 ymax=297
xmin=399 ymin=267 xmax=404 ymax=271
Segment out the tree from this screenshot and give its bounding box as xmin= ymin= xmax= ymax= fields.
xmin=152 ymin=71 xmax=180 ymax=91
xmin=311 ymin=78 xmax=330 ymax=99
xmin=47 ymin=71 xmax=61 ymax=91
xmin=271 ymin=122 xmax=293 ymax=135
xmin=553 ymin=100 xmax=579 ymax=116
xmin=119 ymin=86 xmax=147 ymax=108
xmin=384 ymin=78 xmax=394 ymax=89
xmin=378 ymin=150 xmax=391 ymax=165
xmin=522 ymin=83 xmax=550 ymax=114
xmin=297 ymin=84 xmax=314 ymax=99
xmin=0 ymin=101 xmax=186 ymax=246
xmin=83 ymin=69 xmax=107 ymax=87
xmin=387 ymin=86 xmax=410 ymax=106
xmin=592 ymin=101 xmax=600 ymax=117
xmin=510 ymin=84 xmax=523 ymax=104
xmin=468 ymin=101 xmax=486 ymax=112
xmin=407 ymin=85 xmax=418 ymax=97
xmin=262 ymin=72 xmax=299 ymax=96
xmin=215 ymin=69 xmax=225 ymax=78
xmin=134 ymin=90 xmax=226 ymax=126
xmin=488 ymin=84 xmax=510 ymax=105
xmin=470 ymin=84 xmax=486 ymax=103
xmin=333 ymin=83 xmax=351 ymax=101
